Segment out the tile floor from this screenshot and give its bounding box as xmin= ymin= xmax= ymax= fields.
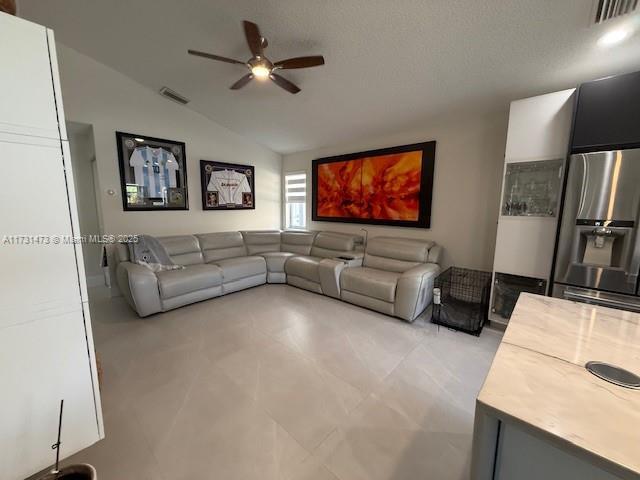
xmin=63 ymin=284 xmax=502 ymax=480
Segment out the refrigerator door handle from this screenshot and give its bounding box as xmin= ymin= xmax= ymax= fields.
xmin=563 ymin=289 xmax=640 ymax=312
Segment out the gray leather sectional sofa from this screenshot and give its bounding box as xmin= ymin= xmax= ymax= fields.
xmin=114 ymin=230 xmax=442 ymax=322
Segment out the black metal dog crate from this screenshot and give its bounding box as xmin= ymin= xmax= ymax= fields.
xmin=431 ymin=267 xmax=492 ymax=335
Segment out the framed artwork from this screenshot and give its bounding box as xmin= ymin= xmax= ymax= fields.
xmin=312 ymin=141 xmax=436 ymax=228
xmin=200 ymin=160 xmax=255 ymax=210
xmin=116 ymin=131 xmax=188 ymax=211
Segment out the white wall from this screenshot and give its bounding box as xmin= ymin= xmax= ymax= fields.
xmin=56 ymin=44 xmax=282 ymax=236
xmin=283 ymin=111 xmax=509 ymax=270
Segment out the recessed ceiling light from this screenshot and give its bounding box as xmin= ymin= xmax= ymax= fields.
xmin=598 ymin=27 xmax=631 ymax=47
xmin=134 ymin=137 xmax=145 ymax=142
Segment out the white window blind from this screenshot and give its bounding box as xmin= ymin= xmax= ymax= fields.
xmin=285 ymin=173 xmax=307 ymax=229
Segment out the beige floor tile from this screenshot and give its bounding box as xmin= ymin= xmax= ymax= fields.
xmin=286 ymin=453 xmax=341 ymax=480
xmin=72 ymin=285 xmax=501 ymax=480
xmin=153 ymin=368 xmax=310 ymax=480
xmin=250 ymin=303 xmax=317 ymax=336
xmin=215 ymin=339 xmax=365 ymax=451
xmin=377 ymin=374 xmax=472 ymax=435
xmin=319 ymin=396 xmax=471 ymax=480
xmin=199 ymin=320 xmax=272 ymax=364
xmin=395 ymin=332 xmax=499 ymax=413
xmin=272 ymin=320 xmax=413 ymax=394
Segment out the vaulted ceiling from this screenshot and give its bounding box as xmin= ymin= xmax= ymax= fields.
xmin=19 ymin=0 xmax=640 ymax=153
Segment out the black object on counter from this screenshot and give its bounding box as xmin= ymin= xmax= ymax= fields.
xmin=572 ymin=70 xmax=640 ymax=153
xmin=431 ymin=267 xmax=491 ymax=336
xmin=586 ymin=361 xmax=640 ymax=390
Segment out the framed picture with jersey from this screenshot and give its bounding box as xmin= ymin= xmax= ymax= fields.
xmin=200 ymin=160 xmax=255 ymax=210
xmin=116 ymin=131 xmax=188 ymax=211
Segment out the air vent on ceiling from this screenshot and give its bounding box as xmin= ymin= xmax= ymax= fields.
xmin=159 ymin=86 xmax=190 ymax=105
xmin=594 ymin=0 xmax=638 ymax=23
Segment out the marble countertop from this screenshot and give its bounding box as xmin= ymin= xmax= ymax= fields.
xmin=478 ymin=293 xmax=640 ymax=478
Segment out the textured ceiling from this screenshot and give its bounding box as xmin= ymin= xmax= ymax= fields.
xmin=19 ymin=0 xmax=640 ymax=154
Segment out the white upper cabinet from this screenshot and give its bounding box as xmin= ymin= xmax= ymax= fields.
xmin=504 ymin=89 xmax=576 ymax=162
xmin=0 ymin=13 xmax=60 ymax=139
xmin=0 ymin=137 xmax=82 ymax=329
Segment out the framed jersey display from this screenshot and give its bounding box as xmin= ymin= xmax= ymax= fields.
xmin=200 ymin=160 xmax=255 ymax=210
xmin=116 ymin=131 xmax=188 ymax=211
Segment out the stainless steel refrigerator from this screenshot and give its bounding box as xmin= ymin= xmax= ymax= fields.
xmin=553 ymin=148 xmax=640 ymax=311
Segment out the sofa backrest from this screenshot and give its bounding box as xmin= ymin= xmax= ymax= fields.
xmin=157 ymin=235 xmax=204 ymax=266
xmin=363 ymin=237 xmax=437 ymax=273
xmin=196 ymin=232 xmax=247 ymax=262
xmin=281 ymin=231 xmax=316 ymax=255
xmin=310 ymin=231 xmax=362 ymax=258
xmin=241 ymin=230 xmax=282 ymax=255
xmin=115 ymin=231 xmax=438 ymax=273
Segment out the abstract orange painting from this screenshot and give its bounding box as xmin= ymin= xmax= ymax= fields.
xmin=312 ymin=142 xmax=435 ymax=228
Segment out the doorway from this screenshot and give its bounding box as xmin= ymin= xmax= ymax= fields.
xmin=67 ymin=121 xmax=104 ymax=288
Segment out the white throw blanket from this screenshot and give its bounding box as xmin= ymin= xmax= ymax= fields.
xmin=137 ymin=260 xmax=184 ymax=273
xmin=128 ymin=235 xmax=184 ymax=271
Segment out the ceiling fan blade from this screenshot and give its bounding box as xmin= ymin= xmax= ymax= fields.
xmin=188 ymin=49 xmax=245 ymax=65
xmin=230 ymin=73 xmax=254 ymax=90
xmin=270 ymin=73 xmax=301 ymax=94
xmin=273 ymin=56 xmax=325 ymax=69
xmin=243 ymin=21 xmax=263 ymax=56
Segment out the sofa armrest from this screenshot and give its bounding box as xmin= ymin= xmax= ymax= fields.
xmin=395 ymin=263 xmax=441 ymax=322
xmin=318 ymin=259 xmax=346 ymax=299
xmin=116 ymin=262 xmax=162 ymax=317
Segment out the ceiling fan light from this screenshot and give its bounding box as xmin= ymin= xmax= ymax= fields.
xmin=251 ymin=65 xmax=270 ymax=79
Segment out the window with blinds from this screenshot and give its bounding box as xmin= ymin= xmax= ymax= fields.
xmin=284 ymin=173 xmax=307 ymax=229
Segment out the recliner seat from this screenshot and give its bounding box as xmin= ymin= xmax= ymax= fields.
xmin=115 ymin=235 xmax=224 ymax=316
xmin=156 ymin=264 xmax=222 ymax=299
xmin=340 ymin=237 xmax=442 ymax=322
xmin=196 ymin=232 xmax=267 ymax=294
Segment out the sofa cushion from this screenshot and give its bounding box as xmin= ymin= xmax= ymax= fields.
xmin=197 ymin=232 xmax=247 ymax=262
xmin=285 ymin=256 xmax=322 ymax=283
xmin=340 ymin=267 xmax=401 ymax=303
xmin=363 ymin=255 xmax=421 ymax=274
xmin=281 ymin=231 xmax=316 ymax=255
xmin=241 ymin=230 xmax=282 ymax=255
xmin=260 ymin=251 xmax=295 ymax=273
xmin=310 ymin=231 xmax=363 ymax=258
xmin=157 ymin=235 xmax=204 ymax=266
xmin=213 ymin=256 xmax=267 ymax=282
xmin=315 ymin=232 xmax=358 ymax=251
xmin=156 ymin=264 xmax=222 ymax=299
xmin=363 ymin=237 xmax=435 ymax=273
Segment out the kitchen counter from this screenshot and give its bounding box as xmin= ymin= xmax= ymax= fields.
xmin=472 ymin=293 xmax=640 ymax=479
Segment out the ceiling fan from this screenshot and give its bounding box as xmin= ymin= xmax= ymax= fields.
xmin=188 ymin=21 xmax=324 ymax=94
